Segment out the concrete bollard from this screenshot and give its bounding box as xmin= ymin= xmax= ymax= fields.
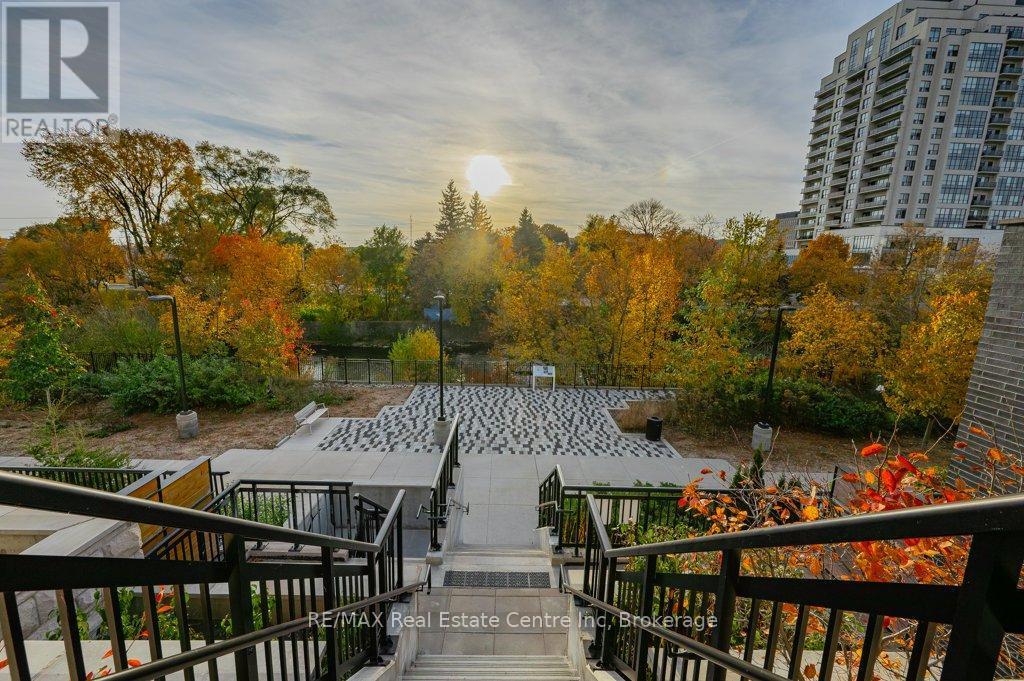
xmin=176 ymin=410 xmax=199 ymax=439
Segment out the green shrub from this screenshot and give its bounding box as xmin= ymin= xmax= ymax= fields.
xmin=263 ymin=376 xmax=351 ymax=410
xmin=2 ymin=280 xmax=84 ymax=404
xmin=676 ymin=370 xmax=895 ymax=438
xmin=103 ymin=354 xmax=264 ymax=414
xmin=69 ymin=302 xmax=162 ymax=356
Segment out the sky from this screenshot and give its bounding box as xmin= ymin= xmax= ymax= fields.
xmin=0 ymin=0 xmax=896 ymax=244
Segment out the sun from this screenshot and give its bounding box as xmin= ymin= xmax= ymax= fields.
xmin=466 ymin=155 xmax=511 ymax=198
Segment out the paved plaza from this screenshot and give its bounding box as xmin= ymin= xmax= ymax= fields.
xmin=316 ymin=385 xmax=679 ymax=458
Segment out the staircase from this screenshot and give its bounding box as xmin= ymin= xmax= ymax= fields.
xmin=403 ymin=655 xmax=579 ymax=680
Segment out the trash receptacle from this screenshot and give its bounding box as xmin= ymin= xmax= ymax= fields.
xmin=645 ymin=416 xmax=663 ymax=442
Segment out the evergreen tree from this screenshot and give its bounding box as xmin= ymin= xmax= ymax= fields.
xmin=468 ymin=191 xmax=493 ymax=232
xmin=435 ymin=179 xmax=469 ymax=237
xmin=512 ymin=208 xmax=545 ymax=266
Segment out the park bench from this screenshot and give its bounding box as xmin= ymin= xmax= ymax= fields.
xmin=294 ymin=401 xmax=328 ymax=434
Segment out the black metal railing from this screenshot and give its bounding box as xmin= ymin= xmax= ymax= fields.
xmin=149 ymin=479 xmax=355 ymax=560
xmin=304 ymin=358 xmax=678 ymax=389
xmin=563 ymin=491 xmax=1024 ymax=681
xmin=0 ymin=465 xmax=151 ymax=493
xmin=422 ymin=413 xmax=461 ymax=551
xmin=0 ymin=471 xmax=415 ymax=681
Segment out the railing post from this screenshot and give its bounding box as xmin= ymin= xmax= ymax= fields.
xmin=429 ymin=489 xmax=440 ymax=551
xmin=598 ymin=556 xmax=617 ymax=670
xmin=321 ymin=546 xmax=338 ymax=680
xmin=635 ymin=555 xmax=658 ymax=681
xmin=366 ymin=556 xmax=383 ymax=665
xmin=706 ymin=548 xmax=741 ymax=681
xmin=226 ymin=535 xmax=258 ymax=681
xmin=1 ymin=591 xmax=30 ymax=680
xmin=941 ymin=531 xmax=1024 ymax=680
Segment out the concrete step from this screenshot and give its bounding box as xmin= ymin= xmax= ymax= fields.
xmin=405 ymin=654 xmax=578 ymax=680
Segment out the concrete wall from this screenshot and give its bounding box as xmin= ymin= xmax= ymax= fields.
xmin=17 ymin=519 xmax=143 ymax=639
xmin=952 ymin=218 xmax=1024 ymax=489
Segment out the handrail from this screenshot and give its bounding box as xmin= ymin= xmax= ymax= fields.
xmin=430 ymin=412 xmax=462 ymax=491
xmin=372 ymin=489 xmax=405 ymax=547
xmin=561 ymin=566 xmax=786 ymax=681
xmin=598 ymin=491 xmax=1024 ymax=558
xmin=0 ymin=471 xmax=378 ymax=553
xmin=103 ymin=580 xmax=427 ymax=681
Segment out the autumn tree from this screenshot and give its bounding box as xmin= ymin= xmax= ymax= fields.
xmin=211 ymin=229 xmax=303 ymax=307
xmin=540 ymin=223 xmax=571 ymax=246
xmin=788 ymin=232 xmax=864 ymax=297
xmin=155 ymin=285 xmax=226 ymax=356
xmin=22 ymin=129 xmax=198 ymax=255
xmin=783 ymin=287 xmax=884 ymax=387
xmin=230 ymin=299 xmax=307 ymax=376
xmin=192 ymin=142 xmax=336 ymax=239
xmin=618 ymin=198 xmax=680 ymax=237
xmin=303 ymin=244 xmax=367 ymax=318
xmin=434 ymin=179 xmax=469 ymax=237
xmin=0 ymin=219 xmax=124 ymax=309
xmin=881 ymin=290 xmax=987 ymax=435
xmin=356 ymin=225 xmax=408 ymax=319
xmin=710 ymin=213 xmax=788 ymax=311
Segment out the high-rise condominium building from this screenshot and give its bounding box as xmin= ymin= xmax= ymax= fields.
xmin=799 ymin=0 xmax=1024 ymax=258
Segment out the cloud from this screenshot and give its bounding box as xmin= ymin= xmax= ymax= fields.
xmin=0 ymin=0 xmax=895 ymax=242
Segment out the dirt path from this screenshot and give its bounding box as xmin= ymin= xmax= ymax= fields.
xmin=0 ymin=385 xmax=413 ymax=461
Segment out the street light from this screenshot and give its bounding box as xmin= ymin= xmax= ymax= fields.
xmin=149 ymin=294 xmax=198 ymax=439
xmin=752 ymin=299 xmax=798 ymax=452
xmin=433 ymin=292 xmax=446 ymax=422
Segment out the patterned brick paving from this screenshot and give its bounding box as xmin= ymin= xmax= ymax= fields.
xmin=317 ymin=385 xmax=677 ymax=458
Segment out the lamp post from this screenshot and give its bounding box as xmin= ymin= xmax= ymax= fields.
xmin=148 ymin=294 xmax=198 ymax=439
xmin=752 ymin=300 xmax=798 ymax=452
xmin=432 ymin=292 xmax=451 ymax=445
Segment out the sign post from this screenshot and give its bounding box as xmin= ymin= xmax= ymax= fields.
xmin=531 ymin=364 xmax=556 ymax=391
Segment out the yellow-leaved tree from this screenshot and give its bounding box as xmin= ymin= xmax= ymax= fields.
xmin=783 ymin=287 xmax=884 ymax=388
xmin=882 ymin=290 xmax=987 ymax=436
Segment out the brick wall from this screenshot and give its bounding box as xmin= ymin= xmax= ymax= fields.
xmin=952 ymin=219 xmax=1024 ymax=489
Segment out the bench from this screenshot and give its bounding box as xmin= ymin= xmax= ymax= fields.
xmin=294 ymin=401 xmax=328 ymax=434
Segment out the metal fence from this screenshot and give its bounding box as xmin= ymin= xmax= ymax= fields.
xmin=304 ymin=357 xmax=678 ymax=389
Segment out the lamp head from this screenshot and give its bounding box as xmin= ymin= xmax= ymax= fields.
xmin=147 ymin=295 xmax=174 ymax=303
xmin=433 ymin=292 xmax=446 ymax=303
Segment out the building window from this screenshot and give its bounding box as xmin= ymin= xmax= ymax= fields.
xmin=931 ymin=128 xmax=943 ymax=139
xmin=994 ymin=176 xmax=1024 ymax=205
xmin=928 ymin=143 xmax=940 ymax=155
xmin=944 ymin=61 xmax=957 ymax=74
xmin=907 ymin=144 xmax=919 ymax=156
xmin=939 ymin=174 xmax=973 ymax=203
xmin=941 ymin=78 xmax=953 ymax=90
xmin=923 ymin=174 xmax=934 ymax=186
xmin=923 ymin=64 xmax=935 ymax=76
xmin=953 ymin=109 xmax=987 ymax=138
xmin=926 ymin=159 xmax=937 ymax=170
xmin=905 ymin=160 xmax=917 ymax=171
xmin=919 ymin=80 xmax=931 ymax=92
xmin=913 ymin=113 xmax=926 ymax=124
xmin=966 ymin=42 xmax=1001 ymax=72
xmin=896 ymin=209 xmax=907 ymax=219
xmin=919 ymin=192 xmax=931 ymax=203
xmin=947 ymin=142 xmax=981 ymax=169
xmin=938 ymin=95 xmax=950 ymax=107
xmin=849 ymin=38 xmax=861 ymax=70
xmin=947 ymin=236 xmax=980 ymax=251
xmin=917 ymin=96 xmax=929 ymax=108
xmin=898 ymin=193 xmax=910 ymax=204
xmin=934 ymin=207 xmax=967 ymax=228
xmin=896 ymin=23 xmax=906 ymax=39
xmin=881 ymin=17 xmax=893 ymax=55
xmin=1009 ymin=112 xmax=1024 ymax=140
xmin=911 ymin=129 xmax=922 ymax=140
xmin=915 ymin=207 xmax=928 ymax=219
xmin=929 ymin=27 xmax=940 ymax=42
xmin=991 ymin=208 xmax=1023 ymax=227
xmin=1004 ymin=144 xmax=1024 ymax=172
xmin=926 ymin=47 xmax=938 ymax=59
xmin=959 ymin=77 xmax=994 ymax=105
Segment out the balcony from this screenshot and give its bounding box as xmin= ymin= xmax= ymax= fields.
xmin=876 ymin=70 xmax=911 ymax=95
xmin=804 ymin=158 xmax=825 ymax=172
xmin=990 ymin=114 xmax=1012 ymax=126
xmin=827 ymin=189 xmax=846 ymax=199
xmin=862 ymin=165 xmax=894 ymax=180
xmin=874 ymin=87 xmax=908 ymax=109
xmin=972 ymin=197 xmax=993 ymax=207
xmin=870 ymin=118 xmax=902 ymax=136
xmin=800 ymin=195 xmax=818 ymax=206
xmin=838 ymin=121 xmax=856 ymax=135
xmin=982 ymin=147 xmax=1004 ymax=158
xmin=860 ymin=179 xmax=891 ymax=193
xmin=993 ymin=97 xmax=1014 ymax=110
xmin=855 ymin=211 xmax=885 ymax=224
xmin=856 ymin=197 xmax=887 ymax=210
xmin=979 ymin=163 xmax=1002 ymax=173
xmin=882 ymin=37 xmax=919 ymax=62
xmin=1005 ymin=48 xmax=1024 ymax=60
xmin=866 ymin=149 xmax=897 ymax=163
xmin=1002 ymin=65 xmax=1024 ymax=75
xmin=987 ymin=131 xmax=1009 ymax=142
xmin=810 ymin=119 xmax=830 ymax=135
xmin=976 ymin=177 xmax=997 ymax=189
xmin=836 ymin=135 xmax=856 ymax=149
xmin=803 ymin=171 xmax=825 ymax=183
xmin=809 ymin=133 xmax=829 ymax=147
xmin=997 ymin=80 xmax=1019 ymax=94
xmin=866 ymin=134 xmax=899 ymax=151
xmin=812 ymin=107 xmax=832 ymax=123
xmin=871 ymin=104 xmax=905 ymax=123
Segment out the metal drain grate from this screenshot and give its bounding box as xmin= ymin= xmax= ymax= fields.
xmin=443 ymin=571 xmax=551 ymax=588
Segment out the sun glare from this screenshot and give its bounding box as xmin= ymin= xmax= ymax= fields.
xmin=466 ymin=155 xmax=511 ymax=198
